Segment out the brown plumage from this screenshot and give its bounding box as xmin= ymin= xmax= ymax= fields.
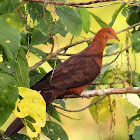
xmin=4 ymin=27 xmax=119 ymax=137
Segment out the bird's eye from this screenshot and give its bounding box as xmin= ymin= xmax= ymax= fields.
xmin=107 ymin=31 xmax=111 ymax=34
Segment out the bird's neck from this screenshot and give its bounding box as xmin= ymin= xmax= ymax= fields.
xmin=89 ymin=35 xmax=108 ymax=55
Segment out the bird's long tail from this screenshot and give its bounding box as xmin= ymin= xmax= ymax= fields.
xmin=4 ymin=90 xmax=65 ymax=137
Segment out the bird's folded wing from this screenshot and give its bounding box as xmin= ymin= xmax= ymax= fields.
xmin=51 ymin=54 xmax=101 ymax=89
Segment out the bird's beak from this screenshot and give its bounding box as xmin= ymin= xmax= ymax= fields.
xmin=115 ymin=36 xmax=120 ymax=42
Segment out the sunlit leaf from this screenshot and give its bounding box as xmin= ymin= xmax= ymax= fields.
xmin=56 ymin=6 xmax=82 ymax=36
xmin=118 ymin=97 xmax=138 ymax=118
xmin=42 ymin=121 xmax=68 ymax=140
xmin=14 ymin=87 xmax=46 ymax=138
xmin=0 ymin=73 xmax=18 ymax=126
xmin=89 ymin=96 xmax=115 ymax=124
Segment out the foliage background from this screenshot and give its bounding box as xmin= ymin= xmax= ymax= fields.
xmin=0 ymin=0 xmax=140 ymax=140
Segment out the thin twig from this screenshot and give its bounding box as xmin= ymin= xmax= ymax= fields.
xmin=116 ymin=22 xmax=140 ymax=34
xmin=54 ymin=96 xmax=106 ymax=112
xmin=73 ymin=2 xmax=122 ymax=8
xmin=58 ymin=111 xmax=81 ymax=120
xmin=104 ymin=45 xmax=131 ymax=57
xmin=103 ymin=52 xmax=121 ymax=67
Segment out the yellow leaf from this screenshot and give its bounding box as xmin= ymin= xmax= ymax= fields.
xmin=14 ymin=87 xmax=46 ymax=138
xmin=6 ymin=40 xmax=10 ymax=43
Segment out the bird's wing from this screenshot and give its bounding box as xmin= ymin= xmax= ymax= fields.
xmin=50 ymin=54 xmax=101 ymax=89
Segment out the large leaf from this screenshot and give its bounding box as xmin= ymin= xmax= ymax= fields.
xmin=56 ymin=6 xmax=82 ymax=36
xmin=118 ymin=97 xmax=138 ymax=118
xmin=42 ymin=121 xmax=68 ymax=140
xmin=131 ymin=31 xmax=140 ymax=52
xmin=0 ymin=73 xmax=18 ymax=126
xmin=90 ymin=12 xmax=108 ymax=28
xmin=0 ymin=0 xmax=21 ymax=14
xmin=132 ymin=126 xmax=140 ymax=140
xmin=109 ymin=4 xmax=125 ymax=27
xmin=76 ymin=8 xmax=90 ymax=33
xmin=89 ymin=96 xmax=114 ymax=124
xmin=14 ymin=47 xmax=30 ymax=87
xmin=14 ymin=87 xmax=46 ymax=138
xmin=0 ymin=17 xmax=21 ymax=59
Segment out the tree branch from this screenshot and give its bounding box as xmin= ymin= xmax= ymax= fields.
xmin=116 ymin=22 xmax=140 ymax=34
xmin=54 ymin=96 xmax=106 ymax=112
xmin=23 ymin=0 xmax=117 ymax=6
xmin=81 ymin=87 xmax=140 ymax=98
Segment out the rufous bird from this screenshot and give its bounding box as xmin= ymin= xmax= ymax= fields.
xmin=4 ymin=27 xmax=119 ymax=137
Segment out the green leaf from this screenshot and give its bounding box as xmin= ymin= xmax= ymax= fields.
xmin=109 ymin=4 xmax=125 ymax=27
xmin=57 ymin=20 xmax=68 ymax=37
xmin=0 ymin=13 xmax=25 ymax=32
xmin=90 ymin=12 xmax=108 ymax=28
xmin=31 ymin=30 xmax=49 ymax=45
xmin=0 ymin=17 xmax=21 ymax=59
xmin=47 ymin=105 xmax=61 ymax=123
xmin=132 ymin=126 xmax=140 ymax=140
xmin=127 ymin=11 xmax=140 ymax=26
xmin=0 ymin=73 xmax=18 ymax=126
xmin=56 ymin=6 xmax=82 ymax=36
xmin=14 ymin=47 xmax=30 ymax=87
xmin=0 ymin=61 xmax=15 ymax=74
xmin=29 ymin=69 xmax=46 ymax=86
xmin=47 ymin=59 xmax=62 ymax=69
xmin=10 ymin=133 xmax=31 ymax=140
xmin=89 ymin=96 xmax=114 ymax=124
xmin=106 ymin=43 xmax=119 ymax=53
xmin=42 ymin=121 xmax=68 ymax=140
xmin=53 ymin=99 xmax=65 ymax=108
xmin=128 ymin=113 xmax=140 ymax=124
xmin=131 ymin=73 xmax=140 ymax=87
xmin=26 ymin=2 xmax=45 ymax=22
xmin=131 ymin=31 xmax=140 ymax=53
xmin=76 ymin=8 xmax=90 ymax=33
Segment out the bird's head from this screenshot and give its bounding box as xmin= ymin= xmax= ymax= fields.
xmin=98 ymin=27 xmax=120 ymax=41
